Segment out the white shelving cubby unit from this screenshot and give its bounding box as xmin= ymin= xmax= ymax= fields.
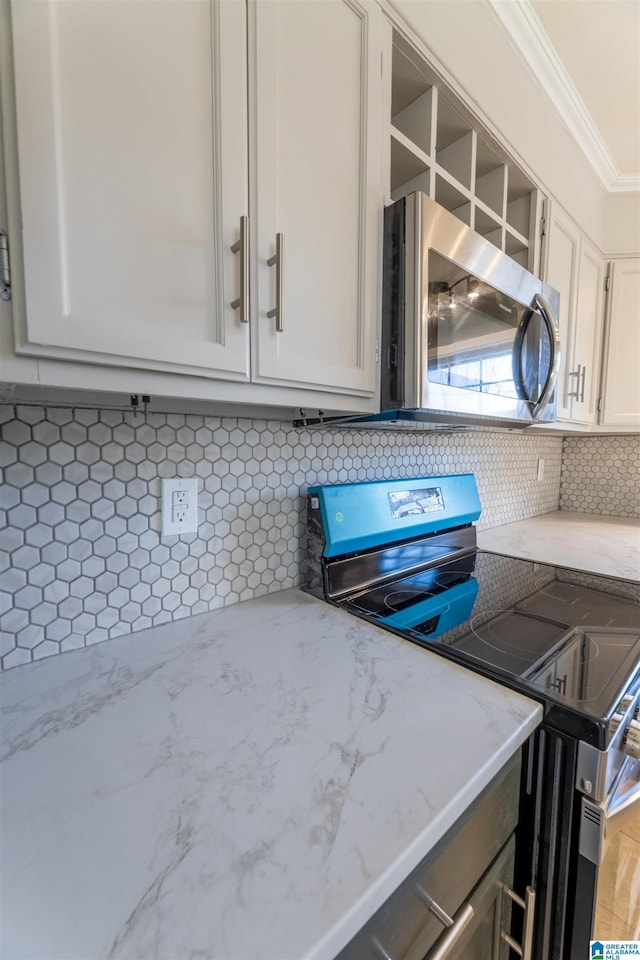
xmin=389 ymin=31 xmax=541 ymax=273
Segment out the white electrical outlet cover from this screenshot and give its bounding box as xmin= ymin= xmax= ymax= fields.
xmin=161 ymin=478 xmax=198 ymax=536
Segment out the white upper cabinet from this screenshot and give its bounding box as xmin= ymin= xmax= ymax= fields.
xmin=10 ymin=0 xmax=250 ymax=379
xmin=4 ymin=0 xmax=382 ymax=403
xmin=544 ymin=201 xmax=603 ymax=426
xmin=599 ymin=258 xmax=640 ymax=428
xmin=544 ymin=205 xmax=578 ymax=422
xmin=572 ymin=237 xmax=603 ymax=425
xmin=251 ymin=0 xmax=381 ymax=394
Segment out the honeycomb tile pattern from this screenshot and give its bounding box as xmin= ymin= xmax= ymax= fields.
xmin=0 ymin=404 xmax=565 ymax=670
xmin=560 ymin=435 xmax=640 ymax=517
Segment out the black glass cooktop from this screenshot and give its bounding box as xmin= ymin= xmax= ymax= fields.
xmin=341 ymin=549 xmax=640 ymax=746
xmin=347 ymin=554 xmax=476 ymax=616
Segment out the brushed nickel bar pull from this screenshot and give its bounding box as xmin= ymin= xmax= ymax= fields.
xmin=230 ymin=215 xmax=250 ymax=324
xmin=372 ymin=901 xmax=473 ymax=960
xmin=579 ymin=365 xmax=586 ymax=403
xmin=416 ymin=884 xmax=455 ymax=927
xmin=567 ymin=364 xmax=582 ymax=400
xmin=502 ymin=885 xmax=536 ymax=960
xmin=522 ymin=886 xmax=536 ymax=960
xmin=266 ymin=232 xmax=284 ymax=332
xmin=371 ymin=936 xmax=393 ymax=960
xmin=0 ymin=231 xmax=11 ymax=301
xmin=426 ymin=903 xmax=474 ymax=960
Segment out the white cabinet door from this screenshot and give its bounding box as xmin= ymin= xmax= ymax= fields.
xmin=600 ymin=258 xmax=640 ymax=428
xmin=10 ymin=0 xmax=249 ymax=379
xmin=569 ymin=237 xmax=603 ymax=425
xmin=250 ymin=0 xmax=381 ymax=396
xmin=544 ymin=203 xmax=603 ymax=425
xmin=544 ymin=203 xmax=579 ymax=421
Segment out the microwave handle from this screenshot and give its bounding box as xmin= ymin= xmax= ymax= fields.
xmin=513 ymin=294 xmax=560 ymax=418
xmin=532 ymin=293 xmax=560 ymax=418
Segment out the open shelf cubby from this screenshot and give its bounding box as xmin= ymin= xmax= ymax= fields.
xmin=389 ymin=29 xmax=540 ymax=269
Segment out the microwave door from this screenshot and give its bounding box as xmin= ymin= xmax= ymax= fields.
xmin=512 ymin=293 xmax=560 ymax=419
xmin=424 ymin=249 xmax=537 ymax=421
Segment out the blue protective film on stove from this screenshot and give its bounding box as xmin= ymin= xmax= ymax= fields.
xmin=308 ymin=474 xmax=481 ymax=557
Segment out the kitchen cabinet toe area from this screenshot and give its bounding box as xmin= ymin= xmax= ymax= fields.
xmin=0 ymin=589 xmax=541 ymax=960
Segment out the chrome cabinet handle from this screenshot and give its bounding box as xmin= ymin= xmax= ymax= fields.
xmin=502 ymin=885 xmax=536 ymax=960
xmin=267 ymin=232 xmax=284 ymax=332
xmin=567 ymin=364 xmax=582 ymax=400
xmin=567 ymin=364 xmax=587 ymax=403
xmin=416 ymin=883 xmax=455 ymax=927
xmin=371 ymin=936 xmax=393 ymax=960
xmin=0 ymin=231 xmax=11 ymax=301
xmin=426 ymin=903 xmax=474 ymax=960
xmin=230 ymin=216 xmax=250 ymax=324
xmin=567 ymin=363 xmax=586 ymax=401
xmin=371 ymin=902 xmax=474 ymax=960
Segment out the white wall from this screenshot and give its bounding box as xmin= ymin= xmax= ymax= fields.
xmin=605 ymin=192 xmax=640 ymax=255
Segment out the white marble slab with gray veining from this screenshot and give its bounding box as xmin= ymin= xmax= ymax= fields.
xmin=0 ymin=588 xmax=541 ymax=960
xmin=477 ymin=511 xmax=640 ymax=582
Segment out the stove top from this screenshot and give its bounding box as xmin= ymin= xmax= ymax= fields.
xmin=306 ymin=476 xmax=640 ymax=749
xmin=342 ymin=549 xmax=640 ymax=746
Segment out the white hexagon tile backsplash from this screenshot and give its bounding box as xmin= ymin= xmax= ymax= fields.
xmin=3 ymin=404 xmax=633 ymax=670
xmin=560 ymin=435 xmax=640 ymax=516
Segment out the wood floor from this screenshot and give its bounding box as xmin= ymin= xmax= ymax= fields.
xmin=592 ymin=797 xmax=640 ymax=939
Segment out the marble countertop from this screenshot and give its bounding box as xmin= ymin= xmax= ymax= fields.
xmin=0 ymin=588 xmax=541 ymax=960
xmin=478 ymin=511 xmax=640 ymax=582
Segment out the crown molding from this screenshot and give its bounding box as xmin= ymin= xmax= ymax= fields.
xmin=488 ymin=0 xmax=638 ymax=194
xmin=609 ymin=173 xmax=640 ymax=194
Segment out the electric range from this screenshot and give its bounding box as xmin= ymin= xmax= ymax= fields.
xmin=305 ymin=475 xmax=640 ymax=960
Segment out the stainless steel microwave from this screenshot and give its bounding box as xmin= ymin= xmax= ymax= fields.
xmin=323 ymin=193 xmax=561 ymax=432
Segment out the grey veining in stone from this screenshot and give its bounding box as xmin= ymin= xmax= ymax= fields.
xmin=477 ymin=511 xmax=640 ymax=582
xmin=0 ymin=589 xmax=541 ymax=960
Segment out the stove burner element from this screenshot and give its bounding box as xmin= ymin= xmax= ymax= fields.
xmin=347 ymin=556 xmax=475 ymax=618
xmin=467 ymin=608 xmax=600 ymax=670
xmin=465 ymin=610 xmax=573 ymax=662
xmin=434 ymin=570 xmax=468 ymax=588
xmin=384 ymin=588 xmax=436 ymax=612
